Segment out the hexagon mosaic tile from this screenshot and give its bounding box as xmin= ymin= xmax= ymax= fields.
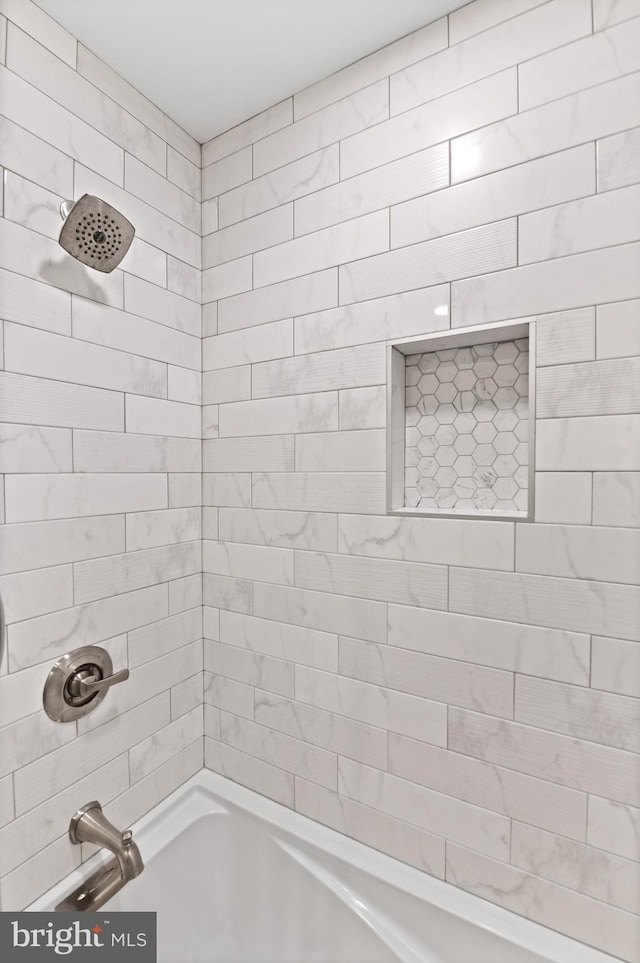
xmin=405 ymin=338 xmax=529 ymax=514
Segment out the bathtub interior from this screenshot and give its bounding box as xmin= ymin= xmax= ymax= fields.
xmin=29 ymin=773 xmax=619 ymax=963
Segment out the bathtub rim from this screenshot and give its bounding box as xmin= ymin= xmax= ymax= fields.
xmin=28 ymin=769 xmax=619 ymax=963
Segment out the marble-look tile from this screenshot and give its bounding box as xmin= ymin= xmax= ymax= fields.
xmin=203 ymin=436 xmax=294 ymax=473
xmin=125 ymin=156 xmax=201 ymax=230
xmin=129 ymin=707 xmax=203 ymax=783
xmin=0 ymin=424 xmax=71 ymax=474
xmin=389 ymin=733 xmax=587 ymax=841
xmin=598 ymin=127 xmax=640 ymax=192
xmin=126 ymin=506 xmax=201 ymax=551
xmin=205 ymin=540 xmax=293 ymax=587
xmin=0 ymin=565 xmax=72 ymax=624
xmin=387 ymin=604 xmax=589 ymax=685
xmin=74 ymin=541 xmax=200 ymax=605
xmin=594 ymin=473 xmax=640 ymax=527
xmin=537 ymin=414 xmax=640 ymax=471
xmin=217 ymin=269 xmax=336 ymax=334
xmin=340 ymin=220 xmax=517 ymax=304
xmin=7 ymin=585 xmax=166 ymax=672
xmin=511 ymin=821 xmax=640 ymax=914
xmin=446 ymin=843 xmax=640 ymax=963
xmin=202 ymin=147 xmax=252 ymax=200
xmin=124 ymin=275 xmax=201 ymax=335
xmin=172 ymin=673 xmax=203 ymax=720
xmin=168 ymin=365 xmax=201 ymax=405
xmin=8 ymin=24 xmax=165 ymax=174
xmin=0 ymin=660 xmax=61 ymax=729
xmin=449 ymin=707 xmax=640 ymax=806
xmin=520 ymin=185 xmax=640 ymax=265
xmin=534 ymin=472 xmax=592 ymax=525
xmin=0 ymin=709 xmax=75 ymax=781
xmin=254 ymin=211 xmax=389 ymax=289
xmin=203 ymin=367 xmax=251 ymax=405
xmin=0 ymin=0 xmax=77 ymax=65
xmin=72 ymin=298 xmax=200 ymax=370
xmin=219 ymin=508 xmax=337 ymax=553
xmin=202 ymin=198 xmax=218 ymax=236
xmin=202 ymin=255 xmax=252 ymax=303
xmin=0 ymin=265 xmax=70 ymax=336
xmin=295 ymin=430 xmax=385 ymax=472
xmin=255 ymin=692 xmax=388 ymax=770
xmin=167 ymin=258 xmax=201 ymax=304
xmin=202 ymin=99 xmax=292 ymax=165
xmin=5 ymin=322 xmax=166 ymax=398
xmin=253 ymin=583 xmax=386 ymax=644
xmin=219 ymin=711 xmax=336 ymax=790
xmin=205 ymin=739 xmax=294 ymax=807
xmin=295 ymin=665 xmax=447 ymax=747
xmin=339 ymin=757 xmax=510 ymax=860
xmin=296 ymin=144 xmax=448 ymax=237
xmin=219 ymin=145 xmax=339 ymax=228
xmin=169 ymin=573 xmax=202 ymax=614
xmin=296 ymin=550 xmax=447 ymax=611
xmin=5 ymin=473 xmax=166 ymax=523
xmin=128 ymin=608 xmax=202 ymax=667
xmin=121 ymin=238 xmax=167 ymax=287
xmin=450 ymin=566 xmax=640 ymax=641
xmin=597 ymin=298 xmax=640 ymax=360
xmin=451 ymin=73 xmax=640 ymax=184
xmin=339 ymin=386 xmax=386 ymax=430
xmin=519 ymin=16 xmax=640 ymax=111
xmin=343 ymin=70 xmax=516 ymax=179
xmin=588 ymin=796 xmax=640 ymax=861
xmin=252 ymin=343 xmax=384 ymax=399
xmin=294 ymin=777 xmax=445 ymax=878
xmin=536 ymin=307 xmax=596 ymax=367
xmin=516 ymin=676 xmax=640 ymax=752
xmin=2 ymin=836 xmax=81 ymax=912
xmin=0 ymin=114 xmax=72 ymax=199
xmin=219 ymin=392 xmax=338 ymax=438
xmin=3 ymin=170 xmax=64 ymax=240
xmin=204 ymin=672 xmax=254 ymax=720
xmin=203 ymin=206 xmax=292 ymax=269
xmin=251 ymin=472 xmax=386 ymax=515
xmin=594 ymin=0 xmax=640 ymax=30
xmin=203 ymin=473 xmax=251 ymax=508
xmin=168 ymin=473 xmax=201 ymax=508
xmin=449 ymin=0 xmax=549 ymax=45
xmin=203 ymin=319 xmax=293 ymax=369
xmin=0 ymin=514 xmax=124 ymax=576
xmin=220 ymin=611 xmax=337 ymax=672
xmin=592 ymin=636 xmax=640 ymax=698
xmin=203 ymin=573 xmax=253 ymax=615
xmin=340 ymin=636 xmax=513 ymax=719
xmin=0 ymin=774 xmax=14 ymax=829
xmin=517 ymin=523 xmax=640 ymax=584
xmin=167 ymin=146 xmax=201 ymax=200
xmin=125 ymin=394 xmax=200 ymax=439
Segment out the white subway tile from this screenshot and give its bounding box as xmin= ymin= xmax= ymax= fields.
xmin=123 ymin=275 xmax=200 ymax=337
xmin=534 ymin=472 xmax=593 ymax=525
xmin=202 ymin=147 xmax=252 ymax=200
xmin=7 ymin=585 xmax=167 ymax=672
xmin=202 ymin=256 xmax=252 ymax=303
xmin=130 ymin=707 xmax=203 ymax=783
xmin=5 ymin=323 xmax=166 ymax=398
xmin=203 ymin=573 xmax=253 ymax=614
xmin=204 ymin=673 xmax=254 ymax=720
xmin=451 ymin=73 xmax=640 ymax=184
xmin=295 ymin=429 xmax=384 ymax=472
xmin=392 ymin=145 xmax=595 ymax=250
xmin=123 ymin=238 xmax=168 ymax=287
xmin=0 ymin=371 xmax=122 ymax=433
xmin=74 ymin=541 xmax=200 ymax=605
xmin=598 ymin=127 xmax=640 ymax=192
xmin=342 ymin=70 xmax=517 ymax=179
xmin=296 ymin=665 xmax=447 ymax=747
xmin=206 ymin=640 xmax=293 ymax=698
xmin=219 ymin=508 xmax=336 ymax=552
xmin=520 ymin=185 xmax=640 ymax=265
xmin=220 ymin=393 xmax=338 ymax=438
xmin=0 ymin=514 xmax=124 ymax=576
xmin=126 ymin=506 xmax=201 ymax=552
xmin=220 ymin=611 xmax=338 ymax=672
xmin=169 ymin=573 xmax=202 ymax=614
xmin=252 ymin=472 xmax=386 ymax=515
xmin=0 ymin=114 xmax=72 ymax=198
xmin=516 ymin=676 xmax=640 ymax=752
xmin=203 ymin=367 xmax=251 ymax=405
xmin=339 ymin=385 xmax=386 ymax=429
xmin=0 ymin=0 xmax=77 ymax=65
xmin=0 ymin=424 xmax=71 ymax=473
xmin=205 ymin=739 xmax=294 ymax=807
xmin=0 ymin=266 xmax=70 ymax=336
xmin=536 ymin=307 xmax=596 ymax=367
xmin=449 ymin=707 xmax=640 ymax=805
xmin=339 ymin=758 xmax=510 ymax=861
xmin=449 ymin=0 xmax=549 ymax=45
xmin=389 ymin=733 xmax=587 ymax=841
xmin=588 ymin=796 xmax=640 ymax=861
xmin=387 ymin=604 xmax=590 ymax=685
xmin=537 ymin=415 xmax=640 ymax=471
xmin=593 ymin=472 xmax=640 ymax=527
xmin=450 ymin=566 xmax=640 ymax=640
xmin=202 ymin=99 xmax=292 ymax=165
xmin=219 ymin=146 xmax=339 ymax=228
xmin=168 ymin=366 xmax=200 ymax=405
xmin=252 ymin=343 xmax=385 ymax=399
xmin=167 ymin=146 xmax=200 ymax=200
xmin=168 ymin=473 xmax=201 ymax=508
xmin=592 ymin=636 xmax=640 ymax=697
xmin=218 ymin=269 xmax=336 ymax=334
xmin=203 ymin=319 xmax=293 ymax=369
xmin=452 ymin=243 xmax=640 ymax=327
xmin=203 ymin=436 xmax=294 ymax=472
xmin=446 ymin=843 xmax=640 ymax=962
xmin=74 ymin=431 xmax=200 ymax=473
xmin=254 ymin=211 xmax=389 ymax=289
xmin=253 ymin=583 xmax=386 ymax=644
xmin=202 ymin=406 xmax=219 ymax=439
xmin=125 ymin=394 xmax=200 ymax=438
xmin=540 ymin=355 xmax=640 ymax=417
xmin=172 ymin=674 xmax=203 ymax=720
xmin=5 ymin=473 xmax=166 ymax=523
xmin=203 ymin=206 xmax=292 ymax=269
xmin=593 ymin=0 xmax=640 ymax=30
xmin=340 ymin=220 xmax=517 ymax=304
xmin=3 ymin=170 xmax=64 ymax=241
xmin=205 ymin=540 xmax=293 ymax=587
xmin=597 ymin=298 xmax=640 ymax=359
xmin=0 ymin=565 xmax=72 ymax=624
xmin=516 ymin=523 xmax=640 ymax=584
xmin=202 ymin=199 xmax=218 ymax=236
xmin=128 ymin=607 xmax=202 ymax=667
xmin=0 ymin=709 xmax=75 ymax=783
xmin=167 ymin=257 xmax=200 ymax=303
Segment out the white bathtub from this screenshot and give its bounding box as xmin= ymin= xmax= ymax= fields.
xmin=32 ymin=771 xmax=618 ymax=963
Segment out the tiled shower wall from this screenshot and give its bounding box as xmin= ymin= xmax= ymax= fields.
xmin=201 ymin=1 xmax=640 ymax=959
xmin=0 ymin=0 xmax=203 ymax=909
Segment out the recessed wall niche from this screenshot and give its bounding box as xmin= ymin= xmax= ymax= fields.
xmin=386 ymin=320 xmax=536 ymax=520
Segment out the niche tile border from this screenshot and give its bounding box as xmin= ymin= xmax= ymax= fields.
xmin=386 ymin=319 xmax=536 ymax=521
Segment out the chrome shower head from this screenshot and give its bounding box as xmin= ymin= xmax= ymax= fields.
xmin=59 ymin=194 xmax=135 ymax=273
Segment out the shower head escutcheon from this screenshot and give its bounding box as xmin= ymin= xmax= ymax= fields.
xmin=59 ymin=194 xmax=135 ymax=273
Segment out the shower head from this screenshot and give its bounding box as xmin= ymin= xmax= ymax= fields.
xmin=58 ymin=194 xmax=135 ymax=273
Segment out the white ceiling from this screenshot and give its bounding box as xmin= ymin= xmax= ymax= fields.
xmin=34 ymin=0 xmax=464 ymax=144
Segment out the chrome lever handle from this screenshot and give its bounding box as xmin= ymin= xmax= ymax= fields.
xmin=79 ymin=668 xmax=130 ymax=695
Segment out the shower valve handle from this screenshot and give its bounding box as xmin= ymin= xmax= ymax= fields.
xmin=78 ymin=668 xmax=130 ymax=695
